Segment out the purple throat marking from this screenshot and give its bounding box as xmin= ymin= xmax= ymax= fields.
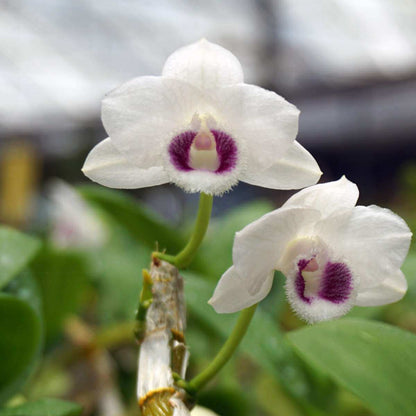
xmin=295 ymin=259 xmax=353 ymax=304
xmin=168 ymin=129 xmax=238 ymax=173
xmin=319 ymin=262 xmax=353 ymax=304
xmin=295 ymin=259 xmax=311 ymax=304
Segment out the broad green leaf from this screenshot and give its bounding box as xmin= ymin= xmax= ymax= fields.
xmin=0 ymin=227 xmax=40 ymax=289
xmin=31 ymin=246 xmax=88 ymax=340
xmin=6 ymin=271 xmax=42 ymax=317
xmin=0 ymin=294 xmax=42 ymax=404
xmin=78 ymin=186 xmax=212 ymax=273
xmin=184 ymin=272 xmax=332 ymax=413
xmin=78 ymin=186 xmax=186 ymax=253
xmin=0 ymin=398 xmax=81 ymax=416
xmin=255 ymin=374 xmax=304 ymax=416
xmin=380 ymin=251 xmax=416 ymax=328
xmin=89 ymin=228 xmax=149 ymax=323
xmin=402 ymin=251 xmax=416 ymax=295
xmin=198 ymin=387 xmax=253 ymax=416
xmin=287 ymin=318 xmax=416 ymax=416
xmin=199 ymin=201 xmax=273 ymax=278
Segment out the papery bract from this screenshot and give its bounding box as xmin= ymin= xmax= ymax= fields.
xmin=209 ymin=177 xmax=412 ymax=323
xmin=82 ymin=39 xmax=321 ymax=195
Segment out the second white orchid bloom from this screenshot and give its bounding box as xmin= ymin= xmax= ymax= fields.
xmin=209 ymin=177 xmax=412 ymax=323
xmin=82 ymin=39 xmax=321 ymax=195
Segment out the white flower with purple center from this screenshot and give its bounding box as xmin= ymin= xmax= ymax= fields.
xmin=209 ymin=177 xmax=412 ymax=323
xmin=82 ymin=39 xmax=321 ymax=195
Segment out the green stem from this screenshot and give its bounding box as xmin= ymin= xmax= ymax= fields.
xmin=134 ymin=269 xmax=153 ymax=343
xmin=188 ymin=304 xmax=257 ymax=392
xmin=156 ymin=192 xmax=213 ymax=269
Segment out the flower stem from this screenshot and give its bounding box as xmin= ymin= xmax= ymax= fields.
xmin=156 ymin=192 xmax=213 ymax=269
xmin=134 ymin=269 xmax=153 ymax=343
xmin=187 ymin=304 xmax=257 ymax=392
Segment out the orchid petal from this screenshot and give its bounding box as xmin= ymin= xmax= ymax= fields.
xmin=316 ymin=205 xmax=412 ymax=290
xmin=355 ymin=270 xmax=407 ymax=306
xmin=102 ymin=76 xmax=207 ymax=168
xmin=82 ymin=138 xmax=169 ymax=189
xmin=209 ymin=266 xmax=274 ymax=313
xmin=162 ymin=39 xmax=244 ymax=90
xmin=213 ymin=84 xmax=299 ymax=170
xmin=233 ymin=207 xmax=320 ymax=294
xmin=240 ymin=141 xmax=322 ymax=190
xmin=283 ymin=176 xmax=359 ymax=217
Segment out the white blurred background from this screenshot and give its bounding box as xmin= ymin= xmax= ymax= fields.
xmin=1 ymin=0 xmax=416 ymax=225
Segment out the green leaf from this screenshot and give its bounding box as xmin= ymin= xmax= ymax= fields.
xmin=89 ymin=229 xmax=149 ymax=324
xmin=0 ymin=294 xmax=42 ymax=404
xmin=0 ymin=227 xmax=40 ymax=289
xmin=255 ymin=374 xmax=304 ymax=416
xmin=31 ymin=246 xmax=89 ymax=340
xmin=198 ymin=387 xmax=253 ymax=416
xmin=5 ymin=271 xmax=43 ymax=318
xmin=402 ymin=251 xmax=416 ymax=295
xmin=78 ymin=185 xmax=186 ymax=253
xmin=287 ymin=318 xmax=416 ymax=416
xmin=0 ymin=398 xmax=82 ymax=416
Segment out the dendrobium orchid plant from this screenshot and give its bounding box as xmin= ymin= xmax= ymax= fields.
xmin=81 ymin=39 xmax=412 ymax=416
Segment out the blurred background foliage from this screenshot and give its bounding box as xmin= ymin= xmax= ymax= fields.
xmin=1 ymin=1 xmax=416 ymax=415
xmin=0 ymin=182 xmax=415 ymax=416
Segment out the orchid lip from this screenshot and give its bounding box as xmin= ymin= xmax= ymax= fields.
xmin=295 ymin=257 xmax=353 ymax=304
xmin=168 ymin=129 xmax=238 ymax=174
xmin=280 ymin=236 xmax=354 ymax=305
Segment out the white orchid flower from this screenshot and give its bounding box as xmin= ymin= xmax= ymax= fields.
xmin=82 ymin=39 xmax=321 ymax=195
xmin=209 ymin=177 xmax=412 ymax=323
xmin=47 ymin=179 xmax=107 ymax=249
